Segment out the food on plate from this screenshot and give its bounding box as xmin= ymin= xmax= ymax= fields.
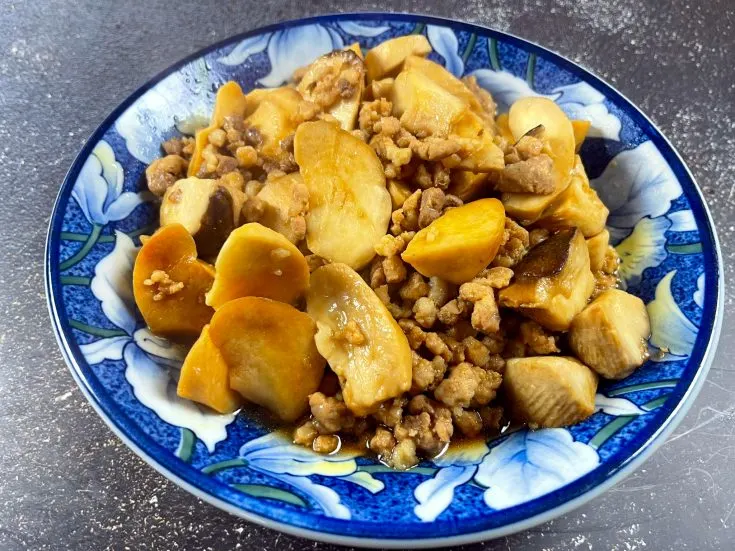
xmin=571 ymin=119 xmax=591 ymax=151
xmin=392 ymin=69 xmax=468 ymax=138
xmin=209 ymin=297 xmax=326 ymax=422
xmin=500 ymin=97 xmax=576 ymax=223
xmin=503 ymin=356 xmax=598 ymax=428
xmin=160 ymin=177 xmax=245 ymax=257
xmin=177 ymin=326 xmax=243 ymax=414
xmin=307 ymin=263 xmax=412 ymax=415
xmin=586 ymin=229 xmax=610 ymax=272
xmin=534 ymin=156 xmax=609 ymax=237
xmin=402 ymin=198 xmax=506 ymax=284
xmin=364 ymin=35 xmax=432 ymax=81
xmin=188 ymin=81 xmax=250 ymax=178
xmin=499 ymin=228 xmax=595 ymax=331
xmin=296 ymin=49 xmax=366 ymax=131
xmin=569 ymin=289 xmax=651 ymax=379
xmin=294 ymin=120 xmax=391 ymax=269
xmin=132 ymin=224 xmax=215 ymax=338
xmin=205 ymin=223 xmax=309 ymax=308
xmin=245 ymin=172 xmax=309 ymax=244
xmin=136 ymin=34 xmax=650 ymax=469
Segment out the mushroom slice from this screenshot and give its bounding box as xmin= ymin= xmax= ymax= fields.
xmin=297 ymin=49 xmax=366 ymax=131
xmin=306 ymin=263 xmax=412 ymax=415
xmin=160 ymin=177 xmax=244 ymax=258
xmin=499 ymin=227 xmax=595 ymax=331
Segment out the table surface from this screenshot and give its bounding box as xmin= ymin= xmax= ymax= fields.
xmin=2 ymin=1 xmax=734 ymax=549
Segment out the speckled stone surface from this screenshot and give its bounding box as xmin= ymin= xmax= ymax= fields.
xmin=1 ymin=1 xmax=733 ymax=549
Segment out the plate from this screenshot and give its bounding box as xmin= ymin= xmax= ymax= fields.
xmin=45 ymin=13 xmax=723 ymax=548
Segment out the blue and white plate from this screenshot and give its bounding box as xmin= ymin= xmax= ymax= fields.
xmin=45 ymin=13 xmax=723 ymax=548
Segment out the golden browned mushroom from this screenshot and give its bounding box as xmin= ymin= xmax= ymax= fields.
xmin=209 ymin=297 xmax=326 ymax=422
xmin=499 ymin=227 xmax=595 ymax=331
xmin=160 ymin=177 xmax=245 ymax=257
xmin=503 ymin=356 xmax=598 ymax=428
xmin=569 ymin=289 xmax=651 ymax=379
xmin=307 ymin=263 xmax=412 ymax=415
xmin=297 ymin=49 xmax=366 ymax=131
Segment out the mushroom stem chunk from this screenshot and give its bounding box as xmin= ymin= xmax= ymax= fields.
xmin=499 ymin=227 xmax=594 ymax=331
xmin=503 ymin=356 xmax=598 ymax=428
xmin=569 ymin=289 xmax=651 ymax=379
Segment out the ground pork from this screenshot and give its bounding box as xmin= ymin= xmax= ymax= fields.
xmin=145 ymin=154 xmax=188 ymax=196
xmin=434 ymin=363 xmax=502 ymax=408
xmin=494 ymin=154 xmax=556 ymax=194
xmin=309 ymin=392 xmax=355 ymax=433
xmin=493 ymin=218 xmax=530 ymax=268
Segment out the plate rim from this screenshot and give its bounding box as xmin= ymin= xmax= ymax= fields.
xmin=44 ymin=11 xmax=725 ymax=548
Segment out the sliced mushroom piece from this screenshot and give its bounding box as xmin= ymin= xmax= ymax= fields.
xmin=571 ymin=119 xmax=591 ymax=152
xmin=402 ymin=198 xmax=507 ymax=285
xmin=391 ymin=69 xmax=469 ymax=138
xmin=403 ymin=55 xmax=486 ymax=118
xmin=294 ymin=120 xmax=391 ymax=270
xmin=448 ymin=171 xmax=489 ymax=201
xmin=569 ymin=289 xmax=651 ymax=380
xmin=160 ymin=177 xmax=245 ymax=258
xmin=365 ymin=34 xmax=432 ymax=81
xmin=450 ymin=110 xmax=505 ymax=172
xmin=253 ymin=172 xmax=309 ymax=244
xmin=503 ymin=356 xmax=598 ymax=428
xmin=297 ymin=49 xmax=366 ymax=131
xmin=188 ymin=81 xmax=250 ymax=177
xmin=209 ymin=297 xmax=326 ymax=422
xmin=132 ymin=224 xmax=215 ymax=339
xmin=306 ymin=263 xmax=413 ymax=415
xmin=205 ymin=223 xmax=309 ymax=308
xmin=177 ymin=325 xmax=242 ymax=414
xmin=534 ymin=156 xmax=609 ymax=237
xmin=499 ymin=227 xmax=595 ymax=331
xmin=501 ymin=97 xmax=576 ymax=223
xmin=244 ymin=86 xmax=303 ymax=166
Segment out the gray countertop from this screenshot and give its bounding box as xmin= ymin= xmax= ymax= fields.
xmin=1 ymin=1 xmax=733 ymax=549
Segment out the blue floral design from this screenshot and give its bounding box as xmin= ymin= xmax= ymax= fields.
xmin=475 ymin=429 xmax=600 ymax=510
xmin=413 ymin=441 xmax=489 ymax=522
xmin=647 ymin=270 xmax=699 ymax=361
xmin=413 ymin=429 xmax=602 ymax=521
xmin=218 ymin=21 xmax=389 ymax=87
xmin=238 ymin=433 xmax=384 ymax=519
xmin=72 ymin=141 xmax=147 ymax=225
xmin=616 ymin=216 xmax=672 ymax=289
xmin=591 ymin=141 xmax=683 ymax=234
xmin=426 ymin=25 xmax=464 ymax=76
xmin=115 ymin=58 xmax=216 ymax=164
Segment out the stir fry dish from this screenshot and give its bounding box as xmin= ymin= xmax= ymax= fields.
xmin=134 ymin=35 xmax=651 ymax=469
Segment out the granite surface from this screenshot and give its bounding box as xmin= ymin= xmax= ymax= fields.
xmin=1 ymin=0 xmax=733 ymax=549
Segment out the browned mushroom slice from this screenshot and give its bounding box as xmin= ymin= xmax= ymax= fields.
xmin=297 ymin=49 xmax=366 ymax=131
xmin=160 ymin=177 xmax=245 ymax=258
xmin=499 ymin=227 xmax=595 ymax=331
